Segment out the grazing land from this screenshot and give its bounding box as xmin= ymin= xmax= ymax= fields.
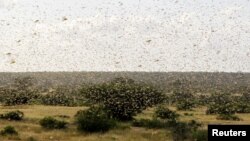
xmin=0 ymin=72 xmax=250 ymax=141
xmin=0 ymin=106 xmax=170 ymax=141
xmin=1 ymin=105 xmax=250 ymax=141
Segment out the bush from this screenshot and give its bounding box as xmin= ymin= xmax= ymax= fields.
xmin=170 ymin=120 xmax=202 ymax=141
xmin=176 ymin=100 xmax=196 ymax=111
xmin=41 ymin=94 xmax=75 ymax=106
xmin=184 ymin=113 xmax=193 ymax=116
xmin=206 ymin=93 xmax=241 ymax=121
xmin=132 ymin=119 xmax=166 ymax=129
xmin=75 ymin=106 xmax=116 ymax=133
xmin=197 ymin=95 xmax=210 ymax=106
xmin=0 ymin=126 xmax=18 ymax=136
xmin=0 ymin=110 xmax=24 ymax=121
xmin=216 ymin=114 xmax=240 ymax=121
xmin=207 ymin=103 xmax=236 ymax=115
xmin=171 ymin=91 xmax=194 ymax=103
xmin=242 ymin=90 xmax=250 ymax=101
xmin=206 ymin=93 xmax=236 ymax=115
xmin=26 ymin=137 xmax=38 ymax=141
xmin=154 ymin=106 xmax=179 ymax=121
xmin=82 ymin=77 xmax=165 ymax=120
xmin=132 ymin=118 xmax=202 ymax=141
xmin=171 ymin=122 xmax=191 ymax=141
xmin=188 ymin=120 xmax=202 ymax=131
xmin=192 ymin=130 xmax=208 ymax=141
xmin=171 ymin=90 xmax=196 ymax=111
xmin=2 ymin=89 xmax=39 ymax=106
xmin=235 ymin=92 xmax=250 ymax=113
xmin=1 ymin=77 xmax=38 ymax=106
xmin=39 ymin=117 xmax=67 ymax=129
xmin=40 ymin=87 xmax=76 ymax=106
xmin=235 ymin=102 xmax=250 ymax=113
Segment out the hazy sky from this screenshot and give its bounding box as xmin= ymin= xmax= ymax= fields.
xmin=0 ymin=0 xmax=249 ymax=72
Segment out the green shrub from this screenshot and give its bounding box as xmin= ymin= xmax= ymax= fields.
xmin=171 ymin=90 xmax=196 ymax=111
xmin=54 ymin=115 xmax=70 ymax=119
xmin=75 ymin=106 xmax=116 ymax=133
xmin=235 ymin=103 xmax=250 ymax=113
xmin=242 ymin=90 xmax=250 ymax=101
xmin=82 ymin=77 xmax=164 ymax=120
xmin=197 ymin=95 xmax=210 ymax=106
xmin=3 ymin=89 xmax=39 ymax=106
xmin=0 ymin=126 xmax=18 ymax=136
xmin=0 ymin=110 xmax=24 ymax=121
xmin=132 ymin=119 xmax=166 ymax=129
xmin=206 ymin=93 xmax=240 ymax=121
xmin=216 ymin=114 xmax=240 ymax=121
xmin=235 ymin=92 xmax=250 ymax=113
xmin=74 ymin=110 xmax=85 ymax=117
xmin=176 ymin=100 xmax=196 ymax=111
xmin=188 ymin=120 xmax=202 ymax=131
xmin=1 ymin=77 xmax=38 ymax=106
xmin=170 ymin=120 xmax=202 ymax=141
xmin=40 ymin=87 xmax=76 ymax=106
xmin=154 ymin=106 xmax=179 ymax=121
xmin=192 ymin=130 xmax=208 ymax=141
xmin=41 ymin=94 xmax=75 ymax=106
xmin=206 ymin=93 xmax=236 ymax=115
xmin=184 ymin=113 xmax=193 ymax=116
xmin=132 ymin=118 xmax=202 ymax=141
xmin=26 ymin=137 xmax=38 ymax=141
xmin=171 ymin=122 xmax=191 ymax=141
xmin=39 ymin=117 xmax=67 ymax=129
xmin=206 ymin=103 xmax=233 ymax=115
xmin=171 ymin=91 xmax=194 ymax=103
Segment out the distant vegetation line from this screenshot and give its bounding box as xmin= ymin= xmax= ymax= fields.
xmin=0 ymin=72 xmax=249 ymax=93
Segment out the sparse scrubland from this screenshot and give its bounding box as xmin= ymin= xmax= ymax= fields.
xmin=0 ymin=75 xmax=250 ymax=141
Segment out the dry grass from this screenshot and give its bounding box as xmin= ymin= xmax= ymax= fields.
xmin=0 ymin=105 xmax=171 ymax=141
xmin=1 ymin=105 xmax=250 ymax=141
xmin=137 ymin=106 xmax=250 ymax=125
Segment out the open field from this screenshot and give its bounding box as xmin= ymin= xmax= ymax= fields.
xmin=0 ymin=73 xmax=249 ymax=141
xmin=1 ymin=105 xmax=250 ymax=141
xmin=0 ymin=105 xmax=170 ymax=141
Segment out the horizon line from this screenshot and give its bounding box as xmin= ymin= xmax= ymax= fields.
xmin=0 ymin=71 xmax=249 ymax=74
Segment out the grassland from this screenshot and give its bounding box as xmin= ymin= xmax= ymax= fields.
xmin=1 ymin=105 xmax=250 ymax=141
xmin=0 ymin=73 xmax=249 ymax=141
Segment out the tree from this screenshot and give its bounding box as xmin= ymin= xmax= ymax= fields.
xmin=3 ymin=77 xmax=38 ymax=105
xmin=82 ymin=77 xmax=165 ymax=120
